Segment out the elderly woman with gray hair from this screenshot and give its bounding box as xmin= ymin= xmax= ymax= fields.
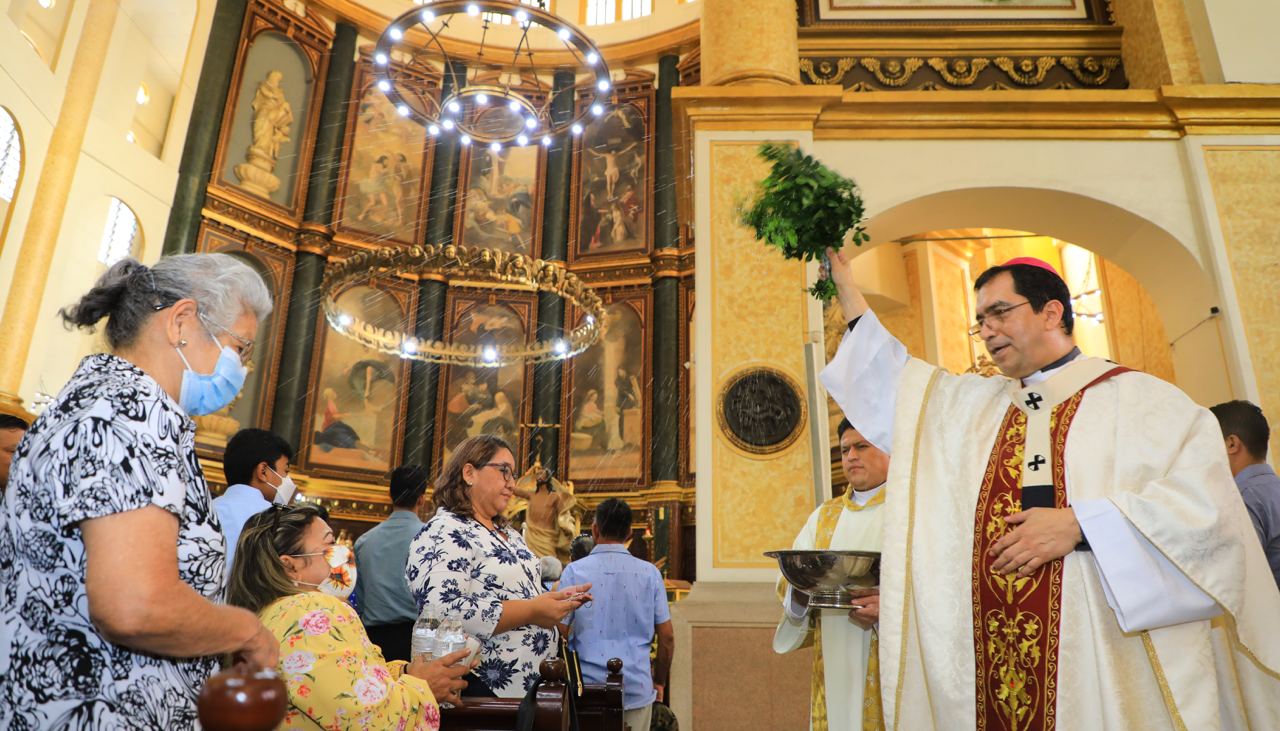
xmin=0 ymin=254 xmax=279 ymax=730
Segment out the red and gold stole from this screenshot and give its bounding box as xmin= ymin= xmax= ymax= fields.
xmin=970 ymin=366 xmax=1130 ymax=731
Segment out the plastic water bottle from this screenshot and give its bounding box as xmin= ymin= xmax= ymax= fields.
xmin=434 ymin=614 xmax=467 ymax=658
xmin=411 ymin=605 xmax=440 ymax=661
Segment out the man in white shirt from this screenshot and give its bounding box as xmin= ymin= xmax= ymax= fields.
xmin=775 ymin=418 xmax=887 ymax=731
xmin=821 ymin=249 xmax=1280 ymax=730
xmin=212 ymin=428 xmax=295 ymax=571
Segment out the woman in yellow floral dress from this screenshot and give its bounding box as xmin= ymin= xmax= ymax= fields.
xmin=227 ymin=504 xmax=471 ymax=730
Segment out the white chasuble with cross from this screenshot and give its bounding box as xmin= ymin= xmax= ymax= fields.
xmin=775 ymin=489 xmax=886 ymax=731
xmin=854 ymin=352 xmax=1280 ymax=731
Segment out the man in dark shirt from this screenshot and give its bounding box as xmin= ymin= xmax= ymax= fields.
xmin=1211 ymin=400 xmax=1280 ymax=590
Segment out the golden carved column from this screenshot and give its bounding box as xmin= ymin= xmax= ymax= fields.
xmin=700 ymin=0 xmax=800 ymax=86
xmin=0 ymin=0 xmax=120 ymax=413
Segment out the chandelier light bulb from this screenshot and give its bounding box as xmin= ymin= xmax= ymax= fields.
xmin=389 ymin=26 xmax=403 ymax=40
xmin=337 ymin=313 xmax=354 ymax=328
xmin=467 ymin=3 xmax=479 ymax=16
xmin=377 ymin=79 xmax=391 ymax=92
xmin=591 ymin=103 xmax=604 ymax=116
xmin=448 ymin=100 xmax=461 ymax=114
xmin=508 ymin=99 xmax=521 ymax=112
xmin=585 ymin=315 xmax=595 ymax=325
xmin=421 ymin=9 xmax=435 ymax=22
xmin=597 ymin=79 xmax=610 ymax=92
xmin=553 ymin=339 xmax=568 ymax=355
xmin=571 ymin=123 xmax=584 ymax=135
xmin=476 ymin=93 xmax=489 ymax=105
xmin=524 ymin=117 xmax=537 ymax=130
xmin=516 ymin=134 xmax=529 ymax=146
xmin=586 ymin=52 xmax=599 ymax=65
xmin=558 ymin=28 xmax=570 ymax=41
xmin=375 ymin=52 xmax=389 ymax=66
xmin=402 ymin=338 xmax=418 ymax=355
xmin=515 ymin=9 xmax=528 ymax=22
xmin=542 ymin=135 xmax=552 ymax=146
xmin=483 ymin=346 xmax=498 ymax=363
xmin=489 ymin=141 xmax=502 ymax=153
xmin=442 ymin=118 xmax=455 ymax=130
xmin=460 ymin=134 xmax=472 ymax=145
xmin=428 ymin=124 xmax=441 ymax=136
xmin=397 ymin=104 xmax=410 ymax=117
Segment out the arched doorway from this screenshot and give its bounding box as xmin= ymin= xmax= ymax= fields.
xmin=853 ymin=187 xmax=1238 ymax=407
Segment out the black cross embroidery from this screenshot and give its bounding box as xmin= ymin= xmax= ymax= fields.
xmin=1025 ymin=392 xmax=1043 ymax=410
xmin=1028 ymin=454 xmax=1047 ymax=471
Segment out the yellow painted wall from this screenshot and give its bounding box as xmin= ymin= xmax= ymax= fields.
xmin=877 ymin=248 xmax=927 ymax=360
xmin=1100 ymin=258 xmax=1176 ymax=383
xmin=1204 ymin=147 xmax=1280 ymax=460
xmin=928 ymin=248 xmax=974 ymax=374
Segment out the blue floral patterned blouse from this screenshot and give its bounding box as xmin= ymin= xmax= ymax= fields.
xmin=406 ymin=509 xmax=554 ymax=698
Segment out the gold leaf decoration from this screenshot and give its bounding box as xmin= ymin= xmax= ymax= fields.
xmin=1059 ymin=56 xmax=1121 ymax=86
xmin=993 ymin=56 xmax=1057 ymax=86
xmin=860 ymin=57 xmax=925 ymax=87
xmin=800 ymin=57 xmax=857 ymax=85
xmin=848 ymin=81 xmax=877 ymax=93
xmin=928 ymin=57 xmax=990 ymax=87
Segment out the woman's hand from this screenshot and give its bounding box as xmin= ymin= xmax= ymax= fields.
xmin=529 ymin=583 xmax=593 ymax=628
xmin=408 ymin=649 xmax=473 ymax=707
xmin=234 ymin=621 xmax=281 ymax=669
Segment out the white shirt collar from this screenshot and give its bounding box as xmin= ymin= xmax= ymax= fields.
xmin=1022 ymin=348 xmax=1083 ymax=386
xmin=850 ymin=482 xmax=884 ymax=506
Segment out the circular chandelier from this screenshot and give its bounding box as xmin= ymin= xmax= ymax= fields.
xmin=372 ymin=0 xmax=613 ymax=147
xmin=322 ymin=245 xmax=605 ymax=367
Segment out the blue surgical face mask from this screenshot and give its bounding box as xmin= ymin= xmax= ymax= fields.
xmin=174 ymin=326 xmax=247 ymax=416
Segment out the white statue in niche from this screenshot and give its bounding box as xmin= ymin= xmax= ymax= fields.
xmin=234 ymin=70 xmax=294 ymax=197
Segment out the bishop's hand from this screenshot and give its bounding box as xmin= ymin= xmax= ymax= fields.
xmin=988 ymin=507 xmax=1082 ymax=578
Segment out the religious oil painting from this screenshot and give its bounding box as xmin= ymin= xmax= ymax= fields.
xmin=337 ymin=81 xmax=429 ymax=242
xmin=820 ymin=0 xmax=1086 ymax=20
xmin=576 ymin=104 xmax=648 ymax=258
xmin=439 ymin=300 xmax=532 ymax=465
xmin=308 ymin=285 xmax=406 ymax=474
xmin=567 ymin=298 xmax=647 ymax=486
xmin=457 ymin=144 xmax=542 ymax=257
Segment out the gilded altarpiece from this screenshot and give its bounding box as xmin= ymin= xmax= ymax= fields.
xmin=561 ymin=287 xmax=652 ymax=491
xmin=300 ymin=276 xmax=416 ymax=481
xmin=209 ymin=0 xmax=331 ymax=221
xmin=334 ymin=56 xmax=438 ymax=245
xmin=435 ymin=289 xmax=538 ymax=469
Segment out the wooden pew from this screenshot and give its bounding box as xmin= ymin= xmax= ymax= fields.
xmin=441 ymin=658 xmax=570 ymax=731
xmin=574 ymin=658 xmax=625 ymax=731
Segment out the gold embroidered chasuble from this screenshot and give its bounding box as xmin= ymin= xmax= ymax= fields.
xmin=875 ymin=356 xmax=1280 ymax=731
xmin=775 ymin=488 xmax=886 ymax=731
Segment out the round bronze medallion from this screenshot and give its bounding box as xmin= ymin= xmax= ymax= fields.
xmin=717 ymin=367 xmax=806 ymax=455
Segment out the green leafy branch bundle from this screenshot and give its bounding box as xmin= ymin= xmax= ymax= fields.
xmin=739 ymin=143 xmax=868 ymax=302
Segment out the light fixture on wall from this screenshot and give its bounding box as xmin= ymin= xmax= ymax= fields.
xmin=124 ymin=130 xmax=137 ymax=144
xmin=135 ymin=83 xmax=150 ymax=106
xmin=371 ymin=0 xmax=611 ymax=148
xmin=36 ymin=0 xmax=55 ymax=9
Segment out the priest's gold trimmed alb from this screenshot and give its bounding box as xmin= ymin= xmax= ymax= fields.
xmin=321 ymin=245 xmax=604 ymax=367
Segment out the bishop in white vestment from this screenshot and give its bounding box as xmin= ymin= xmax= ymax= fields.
xmin=821 ymin=254 xmax=1280 ymax=731
xmin=775 ymin=419 xmax=886 ymax=731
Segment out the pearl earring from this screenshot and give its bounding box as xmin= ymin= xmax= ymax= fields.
xmin=178 ymin=339 xmax=188 ymax=347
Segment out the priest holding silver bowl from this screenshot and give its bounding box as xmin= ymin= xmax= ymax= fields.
xmin=768 ymin=418 xmax=890 ymax=731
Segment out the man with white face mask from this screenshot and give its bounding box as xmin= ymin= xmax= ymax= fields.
xmin=214 ymin=428 xmax=297 ymax=571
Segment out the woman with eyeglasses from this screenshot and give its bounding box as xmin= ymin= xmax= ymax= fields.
xmin=407 ymin=435 xmax=592 ymax=698
xmin=227 ymin=504 xmax=471 ymax=730
xmin=0 ymin=255 xmax=279 ymax=729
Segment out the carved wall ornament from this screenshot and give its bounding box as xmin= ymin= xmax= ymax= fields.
xmin=928 ymin=57 xmax=990 ymax=87
xmin=716 ymin=367 xmax=806 ymax=456
xmin=801 ymin=57 xmax=857 ymax=85
xmin=994 ymin=57 xmax=1058 ymax=86
xmin=860 ymin=57 xmax=924 ymax=87
xmin=848 ymin=81 xmax=877 ymax=93
xmin=233 ymin=70 xmax=295 ymax=197
xmin=1060 ymin=56 xmax=1121 ymax=86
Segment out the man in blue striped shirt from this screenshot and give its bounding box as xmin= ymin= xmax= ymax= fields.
xmin=561 ymin=499 xmax=673 ymax=731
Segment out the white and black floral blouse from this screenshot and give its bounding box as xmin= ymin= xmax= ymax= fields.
xmin=407 ymin=508 xmax=554 ymax=698
xmin=0 ymin=354 xmax=226 ymax=730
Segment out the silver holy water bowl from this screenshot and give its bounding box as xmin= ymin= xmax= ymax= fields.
xmin=764 ymin=549 xmax=881 ymax=609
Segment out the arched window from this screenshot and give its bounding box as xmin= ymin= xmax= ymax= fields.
xmin=584 ymin=0 xmax=652 ymax=24
xmin=98 ymin=197 xmax=142 ymax=265
xmin=0 ymin=109 xmax=20 ymax=203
